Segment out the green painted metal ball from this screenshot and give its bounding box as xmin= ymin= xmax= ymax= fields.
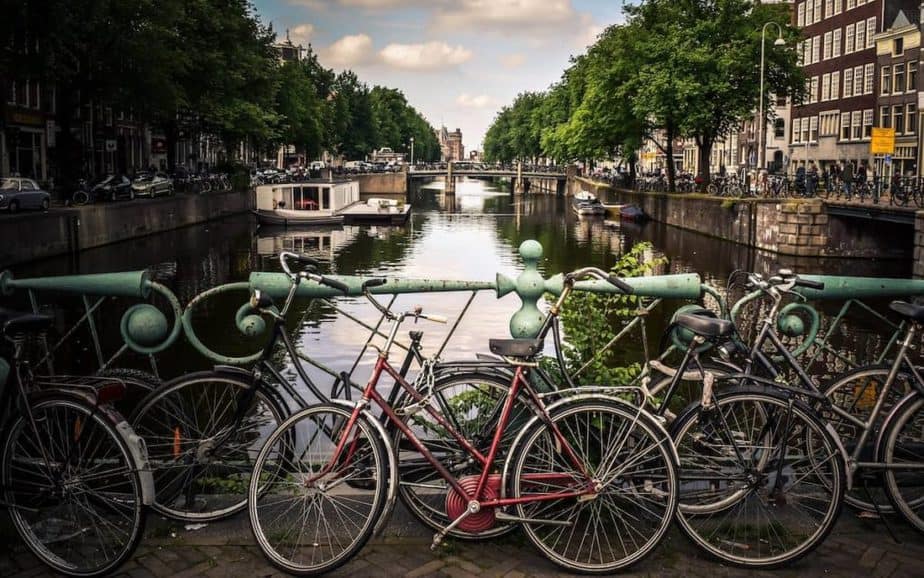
xmin=124 ymin=304 xmax=169 ymax=347
xmin=519 ymin=239 xmax=543 ymax=262
xmin=778 ymin=314 xmax=805 ymax=337
xmin=239 ymin=314 xmax=267 ymax=337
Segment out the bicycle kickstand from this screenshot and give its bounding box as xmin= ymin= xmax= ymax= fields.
xmin=431 ymin=505 xmax=476 ymax=550
xmin=861 ymin=476 xmax=901 ymax=545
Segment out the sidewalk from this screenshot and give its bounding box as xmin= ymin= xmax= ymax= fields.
xmin=2 ymin=504 xmax=922 ymax=577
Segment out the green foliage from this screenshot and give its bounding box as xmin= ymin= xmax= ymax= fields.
xmin=550 ymin=242 xmax=667 ymax=387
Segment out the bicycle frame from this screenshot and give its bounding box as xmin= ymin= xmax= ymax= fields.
xmin=323 ymin=350 xmax=597 ymax=529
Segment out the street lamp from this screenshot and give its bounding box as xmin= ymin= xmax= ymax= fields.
xmin=758 ymin=22 xmax=786 ymax=171
xmin=410 ymin=137 xmax=415 ymax=166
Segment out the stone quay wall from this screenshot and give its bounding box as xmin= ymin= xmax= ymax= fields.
xmin=0 ymin=189 xmax=253 ymax=268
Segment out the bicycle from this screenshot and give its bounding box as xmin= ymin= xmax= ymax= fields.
xmin=0 ymin=308 xmax=152 ymax=576
xmin=246 ymin=268 xmax=679 ymax=575
xmin=130 ymin=252 xmax=517 ymax=523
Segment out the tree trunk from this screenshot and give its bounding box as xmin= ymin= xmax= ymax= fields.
xmin=665 ymin=130 xmax=676 ymax=193
xmin=164 ymin=119 xmax=177 ymax=173
xmin=697 ymin=137 xmax=713 ymax=190
xmin=628 ymin=152 xmax=637 ymax=188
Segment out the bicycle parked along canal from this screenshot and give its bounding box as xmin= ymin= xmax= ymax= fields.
xmin=246 ymin=267 xmax=680 ymax=575
xmin=0 ymin=308 xmax=152 ymax=577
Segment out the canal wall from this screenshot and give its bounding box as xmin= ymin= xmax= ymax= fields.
xmin=0 ymin=190 xmax=253 ymax=268
xmin=572 ymin=177 xmax=913 ymax=260
xmin=355 ymin=172 xmax=407 ymax=195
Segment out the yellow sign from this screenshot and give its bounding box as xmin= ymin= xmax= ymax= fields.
xmin=641 ymin=152 xmax=658 ymax=160
xmin=870 ymin=127 xmax=896 ymax=155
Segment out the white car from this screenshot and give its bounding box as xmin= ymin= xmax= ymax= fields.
xmin=132 ymin=173 xmax=174 ymax=197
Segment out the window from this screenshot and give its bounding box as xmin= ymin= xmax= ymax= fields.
xmin=823 ymin=32 xmax=833 ymax=60
xmin=864 ymin=63 xmax=874 ymax=94
xmin=909 ymin=61 xmax=918 ymax=92
xmin=774 ymin=118 xmax=785 ymax=138
xmin=863 ymin=109 xmax=873 ymax=137
xmin=793 ymin=117 xmax=802 ymax=143
xmin=895 ymin=37 xmax=904 ymax=56
xmin=847 ymin=0 xmax=856 ymax=9
xmin=895 ymin=63 xmax=905 ymax=94
xmin=853 ymin=65 xmax=863 ymax=96
xmin=881 ymin=105 xmax=891 ymax=128
xmin=802 ymin=117 xmax=810 ymax=142
xmin=841 ymin=112 xmax=851 ymax=139
xmin=822 ymin=72 xmax=831 ymax=100
xmin=852 ymin=111 xmax=862 ymax=140
xmin=831 ymin=70 xmax=840 ymax=99
xmin=856 ymin=21 xmax=866 ymax=50
xmin=894 ymin=105 xmax=905 ymax=135
xmin=820 ymin=111 xmax=839 ymax=136
xmin=834 ymin=0 xmax=842 ymax=14
xmin=812 ymin=36 xmax=821 ymax=63
xmin=833 ymin=28 xmax=842 ymax=57
xmin=814 ymin=0 xmax=822 ymax=23
xmin=17 ymin=80 xmax=27 ymax=107
xmin=825 ymin=0 xmax=833 ymax=17
xmin=29 ymin=81 xmax=39 ymax=110
xmin=907 ymin=103 xmax=917 ymax=134
xmin=806 ymin=0 xmax=814 ymax=23
xmin=844 ymin=67 xmax=854 ymax=97
xmin=866 ymin=18 xmax=876 ymax=49
xmin=811 ymin=76 xmax=819 ymax=103
xmin=798 ymin=3 xmax=805 ymax=27
xmin=810 ymin=116 xmax=819 ymax=141
xmin=882 ymin=65 xmax=892 ymax=94
xmin=845 ymin=24 xmax=855 ymax=54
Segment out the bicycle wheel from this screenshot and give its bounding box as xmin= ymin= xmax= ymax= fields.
xmin=2 ymin=396 xmax=145 ymax=577
xmin=881 ymin=393 xmax=924 ymax=532
xmin=131 ymin=372 xmax=287 ymax=521
xmin=824 ymin=365 xmax=914 ymax=512
xmin=507 ymin=399 xmax=677 ymax=573
xmin=394 ymin=372 xmax=534 ymax=540
xmin=249 ymin=404 xmax=388 ymax=575
xmin=706 ymin=183 xmax=718 ymax=195
xmin=72 ymin=191 xmax=90 ymax=206
xmin=672 ymin=389 xmax=845 ymax=568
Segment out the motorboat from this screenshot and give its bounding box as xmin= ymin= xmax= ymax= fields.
xmin=571 ymin=190 xmax=605 ymax=216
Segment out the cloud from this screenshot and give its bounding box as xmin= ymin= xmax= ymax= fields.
xmin=338 ymin=0 xmax=436 ymax=7
xmin=323 ymin=33 xmax=375 ymax=67
xmin=379 ymin=42 xmax=472 ymax=71
xmin=433 ymin=0 xmax=576 ymax=30
xmin=287 ymin=0 xmax=329 ymax=10
xmin=456 ymin=93 xmax=494 ymax=108
xmin=285 ymin=24 xmax=315 ymax=46
xmin=500 ymin=53 xmax=526 ymax=69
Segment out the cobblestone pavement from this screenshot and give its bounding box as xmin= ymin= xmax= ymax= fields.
xmin=2 ymin=507 xmax=923 ymax=577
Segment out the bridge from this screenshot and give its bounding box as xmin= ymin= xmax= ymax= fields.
xmin=408 ymin=162 xmax=569 ymax=194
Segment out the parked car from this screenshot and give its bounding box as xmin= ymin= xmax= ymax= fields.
xmin=0 ymin=177 xmax=51 ymax=213
xmin=132 ymin=173 xmax=174 ymax=197
xmin=73 ymin=174 xmax=133 ymax=204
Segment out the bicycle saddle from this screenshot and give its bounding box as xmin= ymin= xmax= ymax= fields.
xmin=890 ymin=301 xmax=924 ymax=323
xmin=488 ymin=338 xmax=544 ymax=358
xmin=0 ymin=308 xmax=54 ymax=335
xmin=675 ymin=313 xmax=734 ymax=338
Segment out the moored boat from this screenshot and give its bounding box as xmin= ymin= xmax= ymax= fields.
xmin=571 ymin=190 xmax=606 ymax=216
xmin=253 ymin=179 xmax=359 ymax=227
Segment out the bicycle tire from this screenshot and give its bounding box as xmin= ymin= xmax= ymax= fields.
xmin=393 ymin=371 xmax=535 ymax=540
xmin=881 ymin=392 xmax=924 ymax=533
xmin=823 ymin=365 xmax=915 ymax=513
xmin=671 ymin=387 xmax=845 ymax=568
xmin=507 ymin=398 xmax=677 ymax=573
xmin=72 ymin=191 xmax=90 ymax=206
xmin=2 ymin=396 xmax=146 ymax=577
xmin=249 ymin=403 xmax=388 ymax=575
xmin=130 ymin=371 xmax=287 ymax=521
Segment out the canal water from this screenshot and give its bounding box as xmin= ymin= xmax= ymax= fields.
xmin=7 ymin=177 xmax=915 ymax=390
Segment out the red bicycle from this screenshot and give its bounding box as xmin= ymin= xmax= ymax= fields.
xmin=246 ymin=269 xmax=679 ymax=575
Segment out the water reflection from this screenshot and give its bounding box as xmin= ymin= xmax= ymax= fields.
xmin=4 ymin=176 xmax=915 ymax=385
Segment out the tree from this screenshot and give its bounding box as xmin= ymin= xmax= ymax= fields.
xmin=276 ymin=60 xmax=324 ymax=158
xmin=626 ymin=0 xmax=804 ymax=186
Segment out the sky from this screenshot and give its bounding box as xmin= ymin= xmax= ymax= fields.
xmin=251 ymin=0 xmax=627 ymax=152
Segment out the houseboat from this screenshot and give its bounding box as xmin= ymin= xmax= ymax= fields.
xmin=571 ymin=190 xmax=605 ymax=216
xmin=253 ymin=180 xmax=360 ymax=226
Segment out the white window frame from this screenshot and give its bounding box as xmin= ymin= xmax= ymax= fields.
xmin=812 ymin=36 xmax=821 ymax=63
xmin=863 ymin=109 xmax=873 ymax=138
xmin=823 ymin=31 xmax=833 ymax=60
xmin=845 ymin=24 xmax=855 ymax=54
xmin=852 ymin=110 xmax=862 ymax=140
xmin=814 ymin=0 xmax=822 ymax=23
xmin=844 ymin=67 xmax=854 ymax=97
xmin=833 ymin=28 xmax=842 ymax=57
xmin=864 ymin=63 xmax=874 ymax=94
xmin=831 ymin=70 xmax=840 ymax=99
xmin=866 ymin=18 xmax=876 ymax=49
xmin=822 ymin=72 xmax=831 ymax=100
xmin=853 ymin=65 xmax=863 ymax=96
xmin=798 ymin=2 xmax=806 ymax=27
xmin=841 ymin=112 xmax=851 ymax=140
xmin=834 ymin=0 xmax=842 ymax=14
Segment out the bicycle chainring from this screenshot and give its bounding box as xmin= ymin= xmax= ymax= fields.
xmin=445 ymin=474 xmax=500 ymax=533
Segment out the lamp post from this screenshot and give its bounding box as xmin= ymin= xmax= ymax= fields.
xmin=758 ymin=22 xmax=786 ymax=171
xmin=410 ymin=137 xmax=415 ymax=166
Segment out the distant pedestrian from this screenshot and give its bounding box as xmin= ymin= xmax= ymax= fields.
xmin=842 ymin=161 xmax=854 ymax=198
xmin=807 ymin=162 xmax=818 ymax=197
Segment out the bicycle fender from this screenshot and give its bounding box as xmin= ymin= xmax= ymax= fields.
xmin=328 ymin=399 xmax=398 ymax=538
xmin=213 ymin=365 xmax=255 ymax=381
xmin=115 ymin=420 xmax=156 ymax=505
xmin=823 ymin=420 xmax=852 ymax=492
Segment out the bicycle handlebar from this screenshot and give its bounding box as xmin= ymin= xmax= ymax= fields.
xmin=566 ymin=267 xmax=633 ymax=294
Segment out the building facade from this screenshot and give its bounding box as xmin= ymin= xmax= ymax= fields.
xmin=874 ymin=6 xmax=920 ymax=177
xmin=446 ymin=128 xmax=464 ymax=161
